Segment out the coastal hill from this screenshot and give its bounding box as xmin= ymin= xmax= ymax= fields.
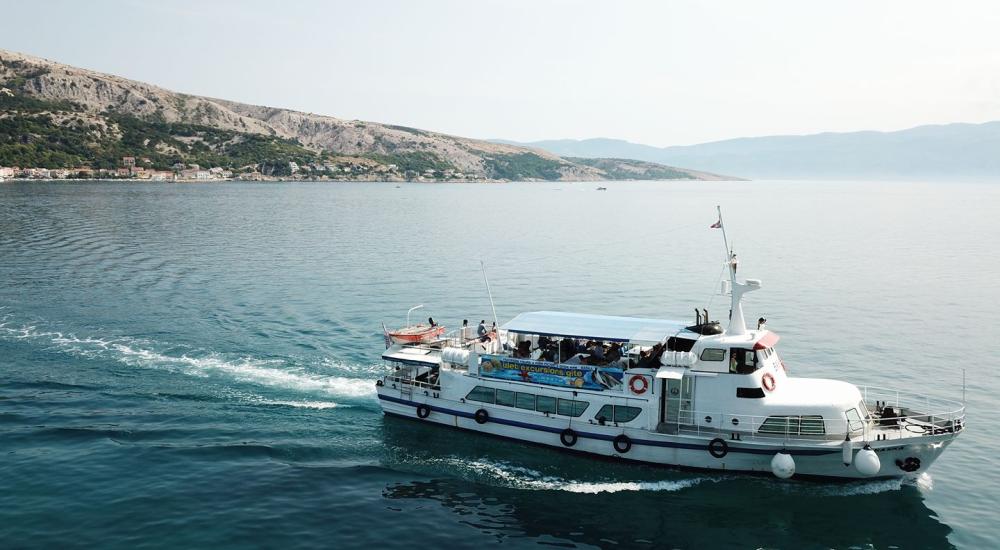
xmin=0 ymin=49 xmax=733 ymax=182
xmin=496 ymin=122 xmax=1000 ymax=182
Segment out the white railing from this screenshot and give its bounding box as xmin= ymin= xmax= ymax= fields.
xmin=858 ymin=385 xmax=966 ymax=441
xmin=669 ymin=386 xmax=965 ymax=444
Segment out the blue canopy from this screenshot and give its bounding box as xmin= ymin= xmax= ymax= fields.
xmin=502 ymin=311 xmax=689 ymax=344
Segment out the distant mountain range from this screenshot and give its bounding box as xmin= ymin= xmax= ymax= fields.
xmin=0 ymin=49 xmax=730 ymax=182
xmin=496 ymin=122 xmax=1000 ymax=181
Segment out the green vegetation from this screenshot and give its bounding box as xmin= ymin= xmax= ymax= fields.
xmin=365 ymin=151 xmax=453 ymax=174
xmin=482 ymin=152 xmax=564 ymax=181
xmin=566 ymin=157 xmax=694 ymax=180
xmin=0 ymin=94 xmax=323 ymax=170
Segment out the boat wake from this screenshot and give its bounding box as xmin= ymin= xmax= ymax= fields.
xmin=422 ymin=456 xmax=711 ymax=494
xmin=0 ymin=311 xmax=376 ymax=406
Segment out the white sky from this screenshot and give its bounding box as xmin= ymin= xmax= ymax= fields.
xmin=5 ymin=0 xmax=1000 ymax=146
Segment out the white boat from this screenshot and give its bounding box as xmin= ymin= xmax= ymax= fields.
xmin=375 ymin=210 xmax=965 ymax=480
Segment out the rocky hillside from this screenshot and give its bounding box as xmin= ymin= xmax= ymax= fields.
xmin=0 ymin=49 xmax=731 ymax=181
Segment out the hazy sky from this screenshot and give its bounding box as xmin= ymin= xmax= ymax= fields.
xmin=4 ymin=0 xmax=1000 ymax=146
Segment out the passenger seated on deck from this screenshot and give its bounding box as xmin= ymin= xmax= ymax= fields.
xmin=605 ymin=342 xmax=622 ymax=363
xmin=514 ymin=340 xmax=531 ymax=358
xmin=428 ymin=317 xmax=437 ymax=327
xmin=590 ymin=342 xmax=606 ymax=362
xmin=637 ymin=344 xmax=664 ymax=369
xmin=558 ymin=339 xmax=577 ymax=362
xmin=477 ymin=320 xmax=489 ymax=342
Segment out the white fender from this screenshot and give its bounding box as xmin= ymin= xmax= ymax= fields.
xmin=842 ymin=439 xmax=853 ymax=466
xmin=855 ymin=446 xmax=881 ymax=476
xmin=771 ymin=452 xmax=795 ymax=479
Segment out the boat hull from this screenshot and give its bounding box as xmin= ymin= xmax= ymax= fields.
xmin=376 ymin=388 xmax=954 ymax=480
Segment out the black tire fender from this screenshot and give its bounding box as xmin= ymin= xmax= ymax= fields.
xmin=613 ymin=434 xmax=632 ymax=454
xmin=416 ymin=404 xmax=431 ymax=419
xmin=708 ymin=437 xmax=728 ymax=458
xmin=474 ymin=408 xmax=489 ymax=424
xmin=560 ymin=428 xmax=578 ymax=447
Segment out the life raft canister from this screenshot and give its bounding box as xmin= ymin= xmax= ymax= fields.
xmin=762 ymin=373 xmax=776 ymax=392
xmin=629 ymin=375 xmax=649 ymax=395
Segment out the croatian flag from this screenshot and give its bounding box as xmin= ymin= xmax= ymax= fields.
xmin=710 ymin=219 xmax=722 ymax=229
xmin=381 ymin=322 xmax=392 ymax=349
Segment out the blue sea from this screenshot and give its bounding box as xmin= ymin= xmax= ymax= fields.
xmin=1 ymin=180 xmax=997 ymax=549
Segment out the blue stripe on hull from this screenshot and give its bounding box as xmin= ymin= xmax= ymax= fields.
xmin=377 ymin=393 xmax=836 ymax=457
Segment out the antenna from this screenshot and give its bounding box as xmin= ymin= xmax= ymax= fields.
xmin=481 ymin=260 xmax=500 ymax=332
xmin=716 ymin=205 xmax=731 ymax=257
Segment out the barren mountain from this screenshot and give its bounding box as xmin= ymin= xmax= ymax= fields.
xmin=0 ymin=49 xmax=731 ymax=181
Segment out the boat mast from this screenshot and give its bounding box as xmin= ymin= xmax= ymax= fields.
xmin=481 ymin=260 xmax=501 ymax=335
xmin=716 ymin=206 xmax=758 ymax=336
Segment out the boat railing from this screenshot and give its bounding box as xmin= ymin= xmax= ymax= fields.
xmin=671 ymin=388 xmax=965 ymax=444
xmin=383 ymin=372 xmax=440 ymax=391
xmin=857 ymin=385 xmax=966 ymax=441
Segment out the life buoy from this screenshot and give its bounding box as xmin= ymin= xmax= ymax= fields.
xmin=613 ymin=434 xmax=632 ymax=454
xmin=416 ymin=404 xmax=431 ymax=419
xmin=762 ymin=373 xmax=776 ymax=392
xmin=474 ymin=408 xmax=489 ymax=424
xmin=628 ymin=375 xmax=648 ymax=395
xmin=708 ymin=437 xmax=729 ymax=458
xmin=560 ymin=428 xmax=578 ymax=447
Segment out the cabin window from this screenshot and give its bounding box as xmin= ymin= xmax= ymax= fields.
xmin=557 ymin=398 xmax=589 ymax=417
xmin=799 ymin=416 xmax=826 ymax=435
xmin=466 ymin=386 xmax=496 ymax=404
xmin=595 ymin=404 xmax=641 ymax=423
xmin=736 ymin=387 xmax=766 ymax=398
xmin=667 ymin=337 xmax=696 ymax=352
xmin=614 ymin=406 xmax=642 ymax=423
xmin=495 ymin=389 xmax=516 ymax=407
xmin=515 ymin=392 xmax=536 ymax=410
xmin=846 ymin=408 xmax=864 ymax=432
xmin=536 ymin=395 xmax=557 ymax=414
xmin=758 ymin=415 xmax=826 ymax=436
xmin=729 ymin=348 xmax=758 ymax=374
xmin=700 ymin=348 xmax=726 ymax=361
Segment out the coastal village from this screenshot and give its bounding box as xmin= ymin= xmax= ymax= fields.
xmin=0 ymin=157 xmax=481 ymax=182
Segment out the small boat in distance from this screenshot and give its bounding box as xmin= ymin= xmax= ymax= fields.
xmin=596 ymin=186 xmax=607 ymax=191
xmin=383 ymin=305 xmax=445 ymax=344
xmin=375 ymin=209 xmax=965 ymax=480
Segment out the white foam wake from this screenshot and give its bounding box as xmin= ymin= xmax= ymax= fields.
xmin=0 ymin=315 xmax=376 ymax=402
xmin=428 ymin=457 xmax=707 ymax=493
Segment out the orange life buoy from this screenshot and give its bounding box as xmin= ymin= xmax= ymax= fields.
xmin=762 ymin=373 xmax=776 ymax=392
xmin=629 ymin=375 xmax=648 ymax=395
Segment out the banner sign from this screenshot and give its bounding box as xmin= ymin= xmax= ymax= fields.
xmin=479 ymin=355 xmax=623 ymax=390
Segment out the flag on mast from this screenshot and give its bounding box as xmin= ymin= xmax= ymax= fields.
xmin=381 ymin=322 xmax=392 ymax=349
xmin=710 ymin=218 xmax=722 ymax=229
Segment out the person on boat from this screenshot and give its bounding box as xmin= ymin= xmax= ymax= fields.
xmin=589 ymin=341 xmax=606 ymax=362
xmin=477 ymin=320 xmax=489 ymax=342
xmin=514 ymin=340 xmax=531 ymax=358
xmin=462 ymin=319 xmax=469 ymax=340
xmin=605 ymin=342 xmax=622 ymax=363
xmin=558 ymin=338 xmax=577 ymax=362
xmin=428 ymin=317 xmax=437 ymax=327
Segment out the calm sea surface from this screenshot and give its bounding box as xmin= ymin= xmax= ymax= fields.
xmin=1 ymin=180 xmax=997 ymax=549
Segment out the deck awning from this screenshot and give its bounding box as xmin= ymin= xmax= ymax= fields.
xmin=502 ymin=311 xmax=688 ymax=344
xmin=381 ymin=346 xmax=441 ymax=366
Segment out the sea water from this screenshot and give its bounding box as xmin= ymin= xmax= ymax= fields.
xmin=1 ymin=180 xmax=997 ymax=549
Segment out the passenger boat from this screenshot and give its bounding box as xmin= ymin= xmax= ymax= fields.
xmin=375 ymin=210 xmax=965 ymax=480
